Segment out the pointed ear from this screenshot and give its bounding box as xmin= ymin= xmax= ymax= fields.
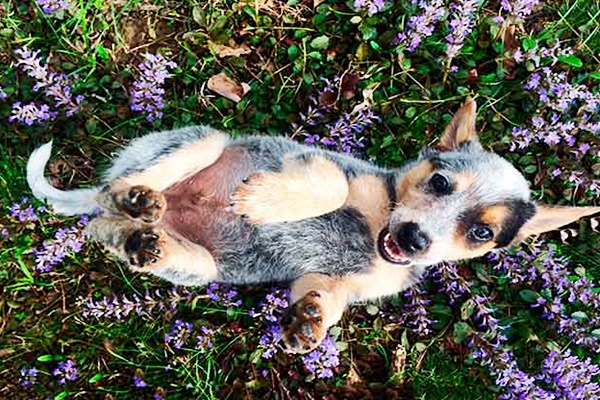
xmin=438 ymin=97 xmax=480 ymax=151
xmin=515 ymin=204 xmax=600 ymax=242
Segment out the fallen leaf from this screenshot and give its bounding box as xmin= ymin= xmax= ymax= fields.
xmin=340 ymin=70 xmax=360 ymax=100
xmin=392 ymin=344 xmax=407 ymax=377
xmin=207 ymin=73 xmax=250 ymax=103
xmin=208 ymin=41 xmax=252 ymax=58
xmin=345 ymin=366 xmax=363 ymax=385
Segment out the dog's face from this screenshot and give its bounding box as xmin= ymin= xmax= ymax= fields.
xmin=378 ymin=98 xmax=600 ymax=267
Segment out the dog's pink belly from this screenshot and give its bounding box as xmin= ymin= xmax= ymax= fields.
xmin=161 ymin=146 xmax=253 ymax=253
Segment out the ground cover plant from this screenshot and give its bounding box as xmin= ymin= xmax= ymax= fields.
xmin=0 ymin=0 xmax=599 ymax=398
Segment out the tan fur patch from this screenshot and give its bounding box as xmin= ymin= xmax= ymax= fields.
xmin=346 ymin=175 xmax=391 ymax=238
xmin=439 ymin=97 xmax=477 ymax=151
xmin=448 ymin=233 xmax=498 ymax=261
xmin=480 ymin=204 xmax=509 ymax=227
xmin=115 ymin=130 xmax=229 ymax=192
xmin=454 ymin=171 xmax=476 ymax=192
xmin=396 ymin=160 xmax=434 ymax=203
xmin=290 ymin=258 xmax=416 ymax=329
xmin=232 ymin=155 xmax=349 ymax=224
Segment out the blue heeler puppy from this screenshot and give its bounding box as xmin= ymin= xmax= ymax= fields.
xmin=27 ymin=98 xmax=599 ymax=353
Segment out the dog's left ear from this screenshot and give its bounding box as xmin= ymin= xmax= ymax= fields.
xmin=514 ymin=204 xmax=600 ymax=242
xmin=438 ymin=97 xmax=482 ymax=152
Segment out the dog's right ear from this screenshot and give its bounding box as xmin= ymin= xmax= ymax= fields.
xmin=438 ymin=97 xmax=482 ymax=152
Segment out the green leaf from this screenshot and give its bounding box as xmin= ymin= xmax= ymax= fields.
xmin=310 ymin=35 xmax=329 ymax=50
xmin=523 ymin=165 xmax=537 ymax=174
xmin=454 ymin=322 xmax=473 ymax=343
xmin=96 ymin=45 xmax=109 ymax=62
xmin=519 ymin=289 xmax=540 ymax=303
xmin=571 ymin=311 xmax=588 ymax=321
xmin=287 ymin=45 xmax=300 ymax=60
xmin=522 ymin=37 xmax=536 ymax=51
xmin=405 ymin=107 xmax=417 ymax=119
xmin=37 ymin=354 xmax=55 ymax=362
xmin=589 ymin=71 xmax=600 ymax=80
xmin=54 ymin=392 xmax=69 ymax=400
xmin=88 ymin=373 xmax=104 ymax=384
xmin=360 ymin=25 xmax=378 ymax=41
xmin=366 ymin=304 xmax=379 ymax=315
xmin=558 ymin=55 xmax=583 ymax=68
xmin=591 ymin=329 xmax=600 ymax=338
xmin=369 ymin=41 xmax=381 ymax=51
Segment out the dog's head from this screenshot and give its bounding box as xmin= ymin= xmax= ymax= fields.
xmin=379 ymin=98 xmax=600 ymax=266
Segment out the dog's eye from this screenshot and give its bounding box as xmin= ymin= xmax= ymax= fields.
xmin=429 ymin=173 xmax=451 ymax=195
xmin=468 ymin=224 xmax=494 ymax=243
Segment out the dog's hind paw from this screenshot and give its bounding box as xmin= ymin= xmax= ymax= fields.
xmin=125 ymin=228 xmax=164 ymax=269
xmin=281 ymin=291 xmax=327 ymax=353
xmin=115 ymin=185 xmax=166 ymax=223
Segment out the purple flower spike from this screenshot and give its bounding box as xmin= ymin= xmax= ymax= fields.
xmin=397 ymin=0 xmax=447 ymax=53
xmin=52 ymin=359 xmax=78 ymax=385
xmin=8 ymin=102 xmax=56 ymax=125
xmin=301 ymin=336 xmax=340 ymax=379
xmin=37 ymin=0 xmax=70 ymax=14
xmin=130 ymin=53 xmax=177 ymax=122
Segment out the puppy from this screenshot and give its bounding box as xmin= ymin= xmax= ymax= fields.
xmin=27 ymin=98 xmax=599 ymax=353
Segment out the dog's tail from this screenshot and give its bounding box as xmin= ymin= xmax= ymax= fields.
xmin=27 ymin=141 xmax=101 ymax=215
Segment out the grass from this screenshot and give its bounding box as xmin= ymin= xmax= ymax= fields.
xmin=1 ymin=0 xmax=600 ymax=399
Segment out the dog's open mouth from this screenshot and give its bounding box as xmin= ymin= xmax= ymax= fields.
xmin=377 ymin=228 xmax=411 ymax=265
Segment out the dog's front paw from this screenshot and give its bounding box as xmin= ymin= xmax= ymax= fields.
xmin=281 ymin=291 xmax=326 ymax=353
xmin=231 ymin=172 xmax=291 ymax=224
xmin=125 ymin=228 xmax=164 ymax=269
xmin=116 ymin=185 xmax=166 ymax=223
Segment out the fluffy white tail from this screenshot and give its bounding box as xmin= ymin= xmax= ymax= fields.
xmin=27 ymin=141 xmax=101 ymax=216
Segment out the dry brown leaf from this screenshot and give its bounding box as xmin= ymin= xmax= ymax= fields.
xmin=345 ymin=366 xmax=363 ymax=385
xmin=392 ymin=344 xmax=407 ymax=377
xmin=209 ymin=41 xmax=252 ymax=58
xmin=207 ymin=73 xmax=250 ymax=103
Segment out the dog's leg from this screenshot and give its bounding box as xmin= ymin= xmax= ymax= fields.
xmin=97 ymin=130 xmax=229 ymax=223
xmin=85 ymin=216 xmax=218 ymax=279
xmin=282 ymin=261 xmax=416 ymax=353
xmin=231 ymin=153 xmax=349 ymax=224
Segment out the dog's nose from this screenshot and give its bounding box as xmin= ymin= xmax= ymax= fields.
xmin=395 ymin=222 xmax=431 ymax=254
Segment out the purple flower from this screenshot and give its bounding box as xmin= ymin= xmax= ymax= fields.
xmin=258 ymin=324 xmax=283 ymax=359
xmin=1 ymin=228 xmax=8 ymax=237
xmin=301 ymin=336 xmax=340 ymax=379
xmin=37 ymin=0 xmax=70 ymax=14
xmin=195 ymin=326 xmax=215 ymax=352
xmin=206 ymin=282 xmax=242 ymax=308
xmin=8 ymin=197 xmax=38 ymax=222
xmin=0 ymin=86 xmax=7 ymax=100
xmin=79 ymin=287 xmax=194 ymax=321
xmin=20 ymin=366 xmax=39 ymax=387
xmin=445 ymin=0 xmax=480 ymax=60
xmin=130 ymin=53 xmax=177 ymax=122
xmin=53 ymin=359 xmax=78 ymax=385
xmin=165 ymin=320 xmax=193 ymax=350
xmin=32 ymin=216 xmax=88 ymax=272
xmin=353 ymin=0 xmax=386 ymax=15
xmin=396 ymin=0 xmax=447 ymax=52
xmin=398 ymin=284 xmax=434 ymax=337
xmin=500 ymin=0 xmax=541 ymax=21
xmin=14 ymin=46 xmax=84 ymax=116
xmin=428 ymin=262 xmax=471 ymax=304
xmin=134 ymin=375 xmax=148 ymax=388
xmin=8 ymin=102 xmax=56 ymax=125
xmin=249 ymin=288 xmax=290 ymax=323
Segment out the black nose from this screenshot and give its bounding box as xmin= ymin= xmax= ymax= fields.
xmin=395 ymin=222 xmax=431 ymax=254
